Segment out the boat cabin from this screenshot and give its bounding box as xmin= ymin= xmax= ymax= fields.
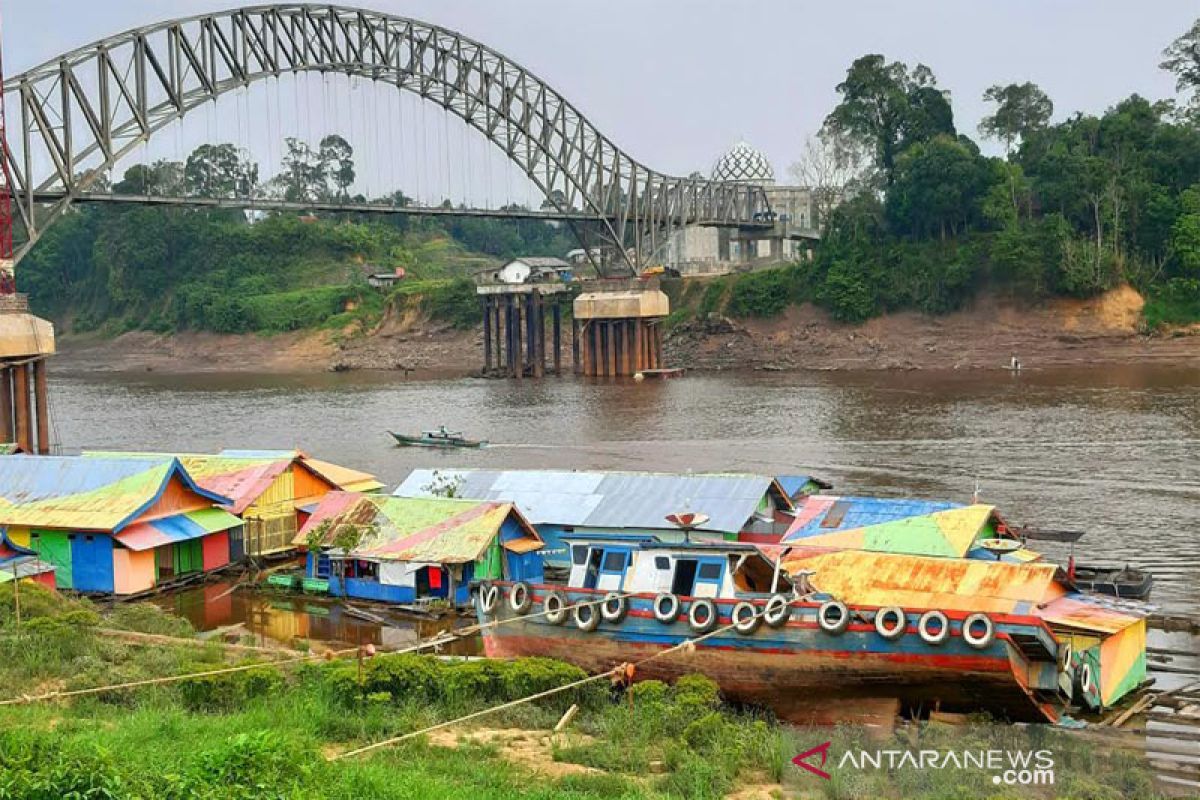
xmin=563 ymin=534 xmax=792 ymax=598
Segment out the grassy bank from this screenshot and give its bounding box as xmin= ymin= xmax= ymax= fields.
xmin=0 ymin=584 xmax=1167 ymax=799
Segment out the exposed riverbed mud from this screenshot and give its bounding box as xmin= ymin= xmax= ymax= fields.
xmin=667 ymin=285 xmax=1200 ymax=373
xmin=52 ymin=285 xmax=1197 ymax=375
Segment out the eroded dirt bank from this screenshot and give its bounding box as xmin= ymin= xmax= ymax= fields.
xmin=52 ymin=286 xmax=1198 ymax=375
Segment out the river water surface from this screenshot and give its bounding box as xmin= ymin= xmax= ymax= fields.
xmin=48 ymin=364 xmax=1200 ymax=615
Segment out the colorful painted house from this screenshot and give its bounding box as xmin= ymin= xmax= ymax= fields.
xmin=393 ymin=469 xmax=795 ymax=568
xmin=296 ymin=492 xmax=543 ymax=607
xmin=86 ymin=449 xmax=381 ymax=559
xmin=0 ymin=456 xmax=243 ymax=595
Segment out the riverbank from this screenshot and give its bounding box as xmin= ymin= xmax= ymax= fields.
xmin=50 ymin=284 xmax=1199 ymax=375
xmin=0 ymin=585 xmax=1172 ymax=799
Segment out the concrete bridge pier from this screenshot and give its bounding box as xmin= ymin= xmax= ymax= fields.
xmin=0 ymin=294 xmax=55 ymax=454
xmin=574 ymin=282 xmax=669 ymax=378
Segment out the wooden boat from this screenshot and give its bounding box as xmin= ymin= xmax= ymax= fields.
xmin=389 ymin=427 xmax=487 ymax=449
xmin=474 ymin=534 xmax=1151 ymax=724
xmin=1072 ymin=565 xmax=1153 ymax=600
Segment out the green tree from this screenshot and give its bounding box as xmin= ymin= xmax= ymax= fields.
xmin=319 ymin=135 xmax=355 ymax=199
xmin=823 ymin=55 xmax=955 ymax=185
xmin=885 ymin=135 xmax=997 ymax=239
xmin=1172 ymin=184 xmax=1200 ymax=277
xmin=980 ymin=83 xmax=1054 ymax=153
xmin=112 ymin=160 xmax=185 ymax=196
xmin=272 ymin=138 xmax=327 ymax=203
xmin=184 ymin=143 xmax=259 ymax=198
xmin=1161 ymin=18 xmax=1200 ymax=119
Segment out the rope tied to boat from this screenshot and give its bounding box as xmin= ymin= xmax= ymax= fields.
xmin=0 ymin=590 xmax=634 ymax=707
xmin=328 ymin=595 xmax=799 ymax=761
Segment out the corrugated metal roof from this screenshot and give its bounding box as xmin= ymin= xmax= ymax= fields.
xmin=0 ymin=456 xmax=230 ymax=532
xmin=297 ymin=491 xmax=540 ymax=564
xmin=0 ymin=555 xmax=54 ymax=583
xmin=85 ymin=450 xmax=367 ymax=513
xmin=785 ymin=495 xmax=961 ymax=540
xmin=302 ymin=457 xmax=384 ymax=493
xmin=394 ymin=469 xmax=789 ymax=533
xmin=114 ymin=509 xmax=241 ymax=551
xmin=785 ymin=505 xmax=999 ymax=559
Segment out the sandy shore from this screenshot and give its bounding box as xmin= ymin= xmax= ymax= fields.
xmin=50 ymin=286 xmax=1199 ymax=375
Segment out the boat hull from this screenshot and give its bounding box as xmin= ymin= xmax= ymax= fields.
xmin=479 ymin=585 xmax=1062 ymax=723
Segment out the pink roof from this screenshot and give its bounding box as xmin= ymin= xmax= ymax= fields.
xmin=198 ymin=461 xmax=290 ymax=514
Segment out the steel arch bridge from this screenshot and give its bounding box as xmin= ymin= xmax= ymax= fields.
xmin=3 ymin=3 xmax=774 ymax=275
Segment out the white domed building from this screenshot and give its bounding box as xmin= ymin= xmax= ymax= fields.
xmin=662 ymin=141 xmax=819 ymax=272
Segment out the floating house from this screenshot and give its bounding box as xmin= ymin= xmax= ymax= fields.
xmin=393 ymin=469 xmax=795 ymax=567
xmin=0 ymin=456 xmax=242 ymax=595
xmin=86 ymin=449 xmax=381 ymax=559
xmin=0 ymin=531 xmax=55 ymax=589
xmin=296 ymin=492 xmax=543 ymax=606
xmin=780 ymin=503 xmax=1148 ymax=713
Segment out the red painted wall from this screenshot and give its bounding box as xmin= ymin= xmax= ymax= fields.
xmin=202 ymin=531 xmax=230 ymax=571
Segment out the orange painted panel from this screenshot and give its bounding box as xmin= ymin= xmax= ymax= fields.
xmin=130 ymin=476 xmax=211 ymax=524
xmin=292 ymin=464 xmax=337 ymax=505
xmin=112 ymin=547 xmax=155 ymax=595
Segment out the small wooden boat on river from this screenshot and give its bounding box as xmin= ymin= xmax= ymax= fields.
xmin=389 ymin=427 xmax=487 ymax=449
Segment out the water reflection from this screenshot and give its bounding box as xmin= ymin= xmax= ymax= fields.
xmin=51 ymin=364 xmax=1199 ymax=614
xmin=153 ymin=579 xmax=481 ymax=655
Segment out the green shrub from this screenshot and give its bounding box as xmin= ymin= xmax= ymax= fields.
xmin=108 ymin=603 xmax=195 ymax=638
xmin=360 ymin=653 xmax=445 ymax=702
xmin=1143 ymin=277 xmax=1200 ymax=328
xmin=177 ymin=664 xmax=284 ymax=712
xmin=697 ymin=278 xmax=730 ymax=316
xmin=671 ymin=673 xmax=721 ymax=708
xmin=727 ymin=267 xmax=794 ymax=318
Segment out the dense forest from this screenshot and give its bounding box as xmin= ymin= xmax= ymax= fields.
xmin=16 ymin=18 xmax=1200 ymax=334
xmin=778 ymin=17 xmax=1200 ymax=328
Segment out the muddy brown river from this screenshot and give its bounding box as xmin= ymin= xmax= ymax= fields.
xmin=49 ymin=364 xmax=1200 ymax=616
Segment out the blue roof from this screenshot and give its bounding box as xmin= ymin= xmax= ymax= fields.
xmin=785 ymin=495 xmax=962 ymax=542
xmin=0 ymin=455 xmax=170 ymax=502
xmin=776 ymin=474 xmax=833 ymax=497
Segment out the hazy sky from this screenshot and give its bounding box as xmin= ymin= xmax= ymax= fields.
xmin=5 ymin=1 xmax=1197 ymax=184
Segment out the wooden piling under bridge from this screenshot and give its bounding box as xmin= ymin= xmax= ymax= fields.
xmin=0 ymin=293 xmax=54 ymax=454
xmin=477 ymin=282 xmax=572 ymax=379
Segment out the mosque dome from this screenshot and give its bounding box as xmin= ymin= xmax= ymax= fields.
xmin=711 ymin=141 xmax=775 ymax=184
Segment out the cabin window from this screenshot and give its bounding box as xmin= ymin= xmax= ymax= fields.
xmin=698 ymin=563 xmax=722 ymax=581
xmin=602 ymin=551 xmax=627 ymax=572
xmin=85 ymin=535 xmax=94 ymax=543
xmin=654 ymin=556 xmax=671 ymax=570
xmin=571 ymin=545 xmax=588 ymax=565
xmin=671 ymin=560 xmax=698 ymax=595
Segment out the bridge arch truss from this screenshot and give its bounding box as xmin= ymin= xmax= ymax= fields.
xmin=4 ymin=4 xmax=772 ymax=273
